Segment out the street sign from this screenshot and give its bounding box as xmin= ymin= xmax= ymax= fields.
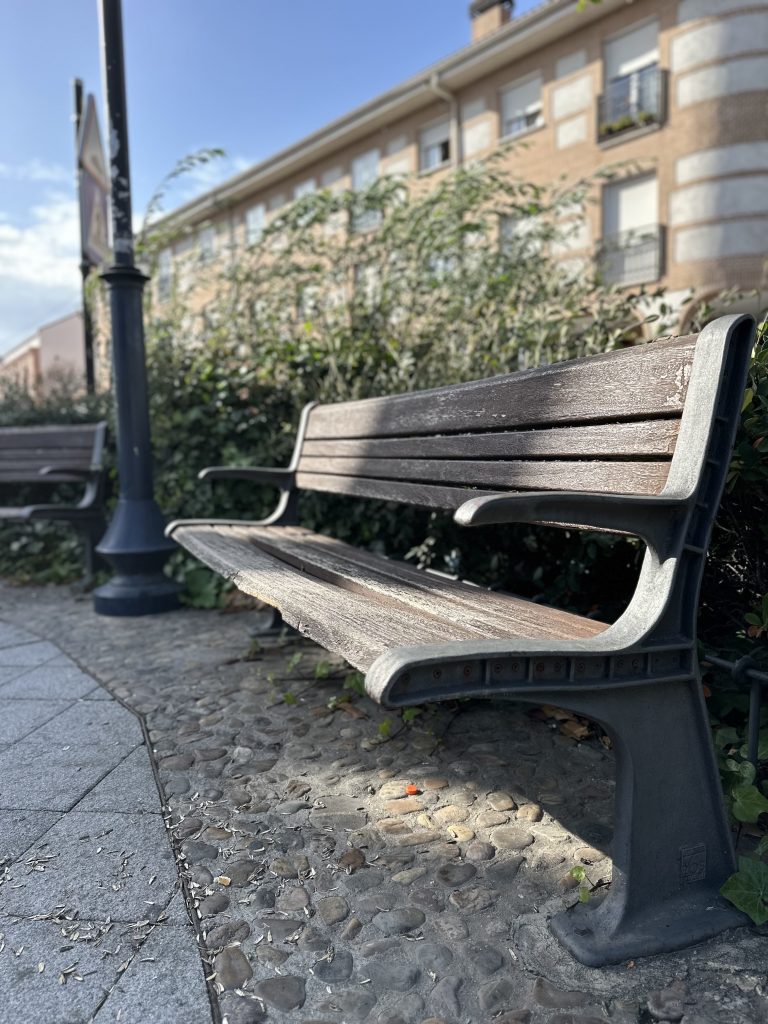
xmin=77 ymin=94 xmax=111 ymax=266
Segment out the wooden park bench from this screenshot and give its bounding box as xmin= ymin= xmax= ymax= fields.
xmin=168 ymin=314 xmax=755 ymax=965
xmin=0 ymin=422 xmax=107 ymax=576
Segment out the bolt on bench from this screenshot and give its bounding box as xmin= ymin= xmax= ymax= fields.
xmin=0 ymin=422 xmax=107 ymax=577
xmin=169 ymin=314 xmax=755 ymax=965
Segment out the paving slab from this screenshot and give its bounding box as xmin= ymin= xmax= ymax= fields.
xmin=94 ymin=923 xmax=211 ymax=1023
xmin=76 ymin=747 xmax=165 ymax=814
xmin=0 ymin=809 xmax=62 ymax=860
xmin=1 ymin=810 xmax=180 ymax=922
xmin=0 ymin=697 xmax=73 ymax=746
xmin=13 ymin=701 xmax=143 ymax=762
xmin=0 ymin=754 xmax=120 ymax=812
xmin=0 ymin=623 xmax=36 ymax=648
xmin=0 ymin=915 xmax=125 ymax=1023
xmin=0 ymin=640 xmax=61 ymax=666
xmin=1 ymin=663 xmax=108 ymax=700
xmin=0 ymin=665 xmax=29 ymax=685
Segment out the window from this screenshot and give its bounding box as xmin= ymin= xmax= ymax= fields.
xmin=500 ymin=75 xmax=543 ymax=139
xmin=499 ymin=213 xmax=543 ymax=256
xmin=157 ymin=248 xmax=172 ymax=300
xmin=600 ymin=20 xmax=662 ymax=138
xmin=351 ymin=148 xmax=380 ymax=232
xmin=420 ymin=119 xmax=451 ymax=171
xmin=601 ymin=173 xmax=661 ymax=285
xmin=294 ymin=178 xmax=316 ymax=200
xmin=245 ymin=203 xmax=265 ymax=245
xmin=199 ymin=225 xmax=216 ymax=263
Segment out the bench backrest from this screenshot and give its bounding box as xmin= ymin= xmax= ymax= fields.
xmin=292 ymin=315 xmax=756 ymax=648
xmin=295 ymin=335 xmax=697 ymax=510
xmin=0 ymin=423 xmax=106 ymax=485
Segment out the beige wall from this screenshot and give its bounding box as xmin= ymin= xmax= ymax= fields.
xmin=0 ymin=312 xmax=86 ymax=398
xmin=153 ymin=0 xmax=768 ymax=326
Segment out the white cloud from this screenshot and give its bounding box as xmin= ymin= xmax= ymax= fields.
xmin=0 ymin=159 xmax=73 ymax=184
xmin=0 ymin=193 xmax=81 ymax=354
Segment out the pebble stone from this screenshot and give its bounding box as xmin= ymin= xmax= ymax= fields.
xmin=312 ymin=950 xmax=353 ymax=982
xmin=316 ymin=895 xmax=350 ymax=924
xmin=214 ymin=946 xmax=253 ymax=990
xmin=365 ymin=961 xmax=420 ymax=991
xmin=490 ymin=827 xmax=535 ymax=850
xmin=487 ymin=791 xmax=516 ymax=811
xmin=430 ymin=976 xmax=462 ymax=1018
xmin=466 ymin=840 xmax=496 ymax=861
xmin=253 ymin=976 xmax=306 ymax=1012
xmin=436 ymin=862 xmax=477 ymax=887
xmin=373 ymin=907 xmax=426 ymax=935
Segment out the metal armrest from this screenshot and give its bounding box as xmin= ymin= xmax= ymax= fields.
xmin=454 ymin=490 xmax=685 ymax=544
xmin=198 ymin=466 xmax=295 ymax=487
xmin=39 ymin=465 xmax=100 ymax=481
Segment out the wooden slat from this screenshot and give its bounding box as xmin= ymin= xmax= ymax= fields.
xmin=305 ymin=336 xmax=695 ymax=440
xmin=301 ymin=419 xmax=680 ymax=461
xmin=0 ymin=471 xmax=85 ymax=483
xmin=233 ymin=525 xmax=604 ymax=641
xmin=0 ymin=448 xmax=92 ymax=461
xmin=297 ymin=456 xmax=670 ymax=495
xmin=0 ymin=426 xmax=98 ymax=449
xmin=173 ymin=523 xmax=603 ymax=672
xmin=0 ymin=460 xmax=91 ymax=473
xmin=295 ymin=472 xmax=497 ymax=510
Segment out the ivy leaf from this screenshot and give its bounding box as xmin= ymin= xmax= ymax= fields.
xmin=721 ymin=857 xmax=768 ymax=925
xmin=731 ymin=784 xmax=768 ymax=823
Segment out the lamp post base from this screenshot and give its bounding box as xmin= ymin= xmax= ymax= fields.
xmin=93 ymin=497 xmax=182 ymax=616
xmin=93 ymin=572 xmax=182 ymax=616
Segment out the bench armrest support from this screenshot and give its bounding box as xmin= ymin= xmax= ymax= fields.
xmin=455 ymin=491 xmax=685 ymax=546
xmin=39 ymin=465 xmax=100 ymax=481
xmin=198 ymin=466 xmax=295 ymax=487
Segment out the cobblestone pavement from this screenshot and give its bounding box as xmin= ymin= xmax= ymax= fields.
xmin=0 ymin=583 xmax=766 ymax=1024
xmin=0 ymin=616 xmax=211 ymax=1023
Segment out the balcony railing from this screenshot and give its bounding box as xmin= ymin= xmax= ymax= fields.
xmin=599 ymin=224 xmax=664 ymax=286
xmin=598 ymin=64 xmax=666 ymax=142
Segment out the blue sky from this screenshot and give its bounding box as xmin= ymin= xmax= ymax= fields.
xmin=0 ymin=0 xmax=540 ymax=355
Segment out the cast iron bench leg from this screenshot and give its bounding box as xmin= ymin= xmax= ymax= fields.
xmin=82 ymin=518 xmax=108 ymax=580
xmin=548 ymin=674 xmax=748 ymax=965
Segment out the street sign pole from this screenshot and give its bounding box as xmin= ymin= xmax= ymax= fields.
xmin=92 ymin=0 xmax=181 ymax=616
xmin=72 ymin=78 xmax=96 ymax=394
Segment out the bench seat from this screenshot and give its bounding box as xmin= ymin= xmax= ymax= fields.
xmin=173 ymin=522 xmax=604 ymax=670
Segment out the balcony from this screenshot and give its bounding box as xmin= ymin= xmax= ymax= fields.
xmin=598 ymin=64 xmax=666 ymax=142
xmin=598 ymin=224 xmax=664 ymax=286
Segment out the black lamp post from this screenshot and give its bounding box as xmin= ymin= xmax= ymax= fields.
xmin=92 ymin=0 xmax=181 ymax=615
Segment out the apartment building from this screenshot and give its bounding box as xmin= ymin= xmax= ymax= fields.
xmin=151 ymin=0 xmax=768 ymax=331
xmin=0 ymin=312 xmax=86 ymax=398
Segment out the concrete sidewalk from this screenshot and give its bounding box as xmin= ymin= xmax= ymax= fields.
xmin=0 ymin=621 xmax=211 ymax=1024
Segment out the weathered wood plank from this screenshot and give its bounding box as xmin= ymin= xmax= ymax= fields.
xmin=174 ymin=524 xmax=481 ymax=671
xmin=0 ymin=471 xmax=86 ymax=483
xmin=301 ymin=419 xmax=680 ymax=461
xmin=294 ymin=472 xmax=498 ymax=510
xmin=0 ymin=448 xmax=92 ymax=461
xmin=297 ymin=456 xmax=670 ymax=495
xmin=0 ymin=426 xmax=99 ymax=449
xmin=172 ymin=523 xmax=603 ymax=672
xmin=305 ymin=336 xmax=695 ymax=440
xmin=238 ymin=525 xmax=604 ymax=641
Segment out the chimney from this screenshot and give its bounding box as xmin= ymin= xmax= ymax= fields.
xmin=470 ymin=0 xmax=513 ymax=43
